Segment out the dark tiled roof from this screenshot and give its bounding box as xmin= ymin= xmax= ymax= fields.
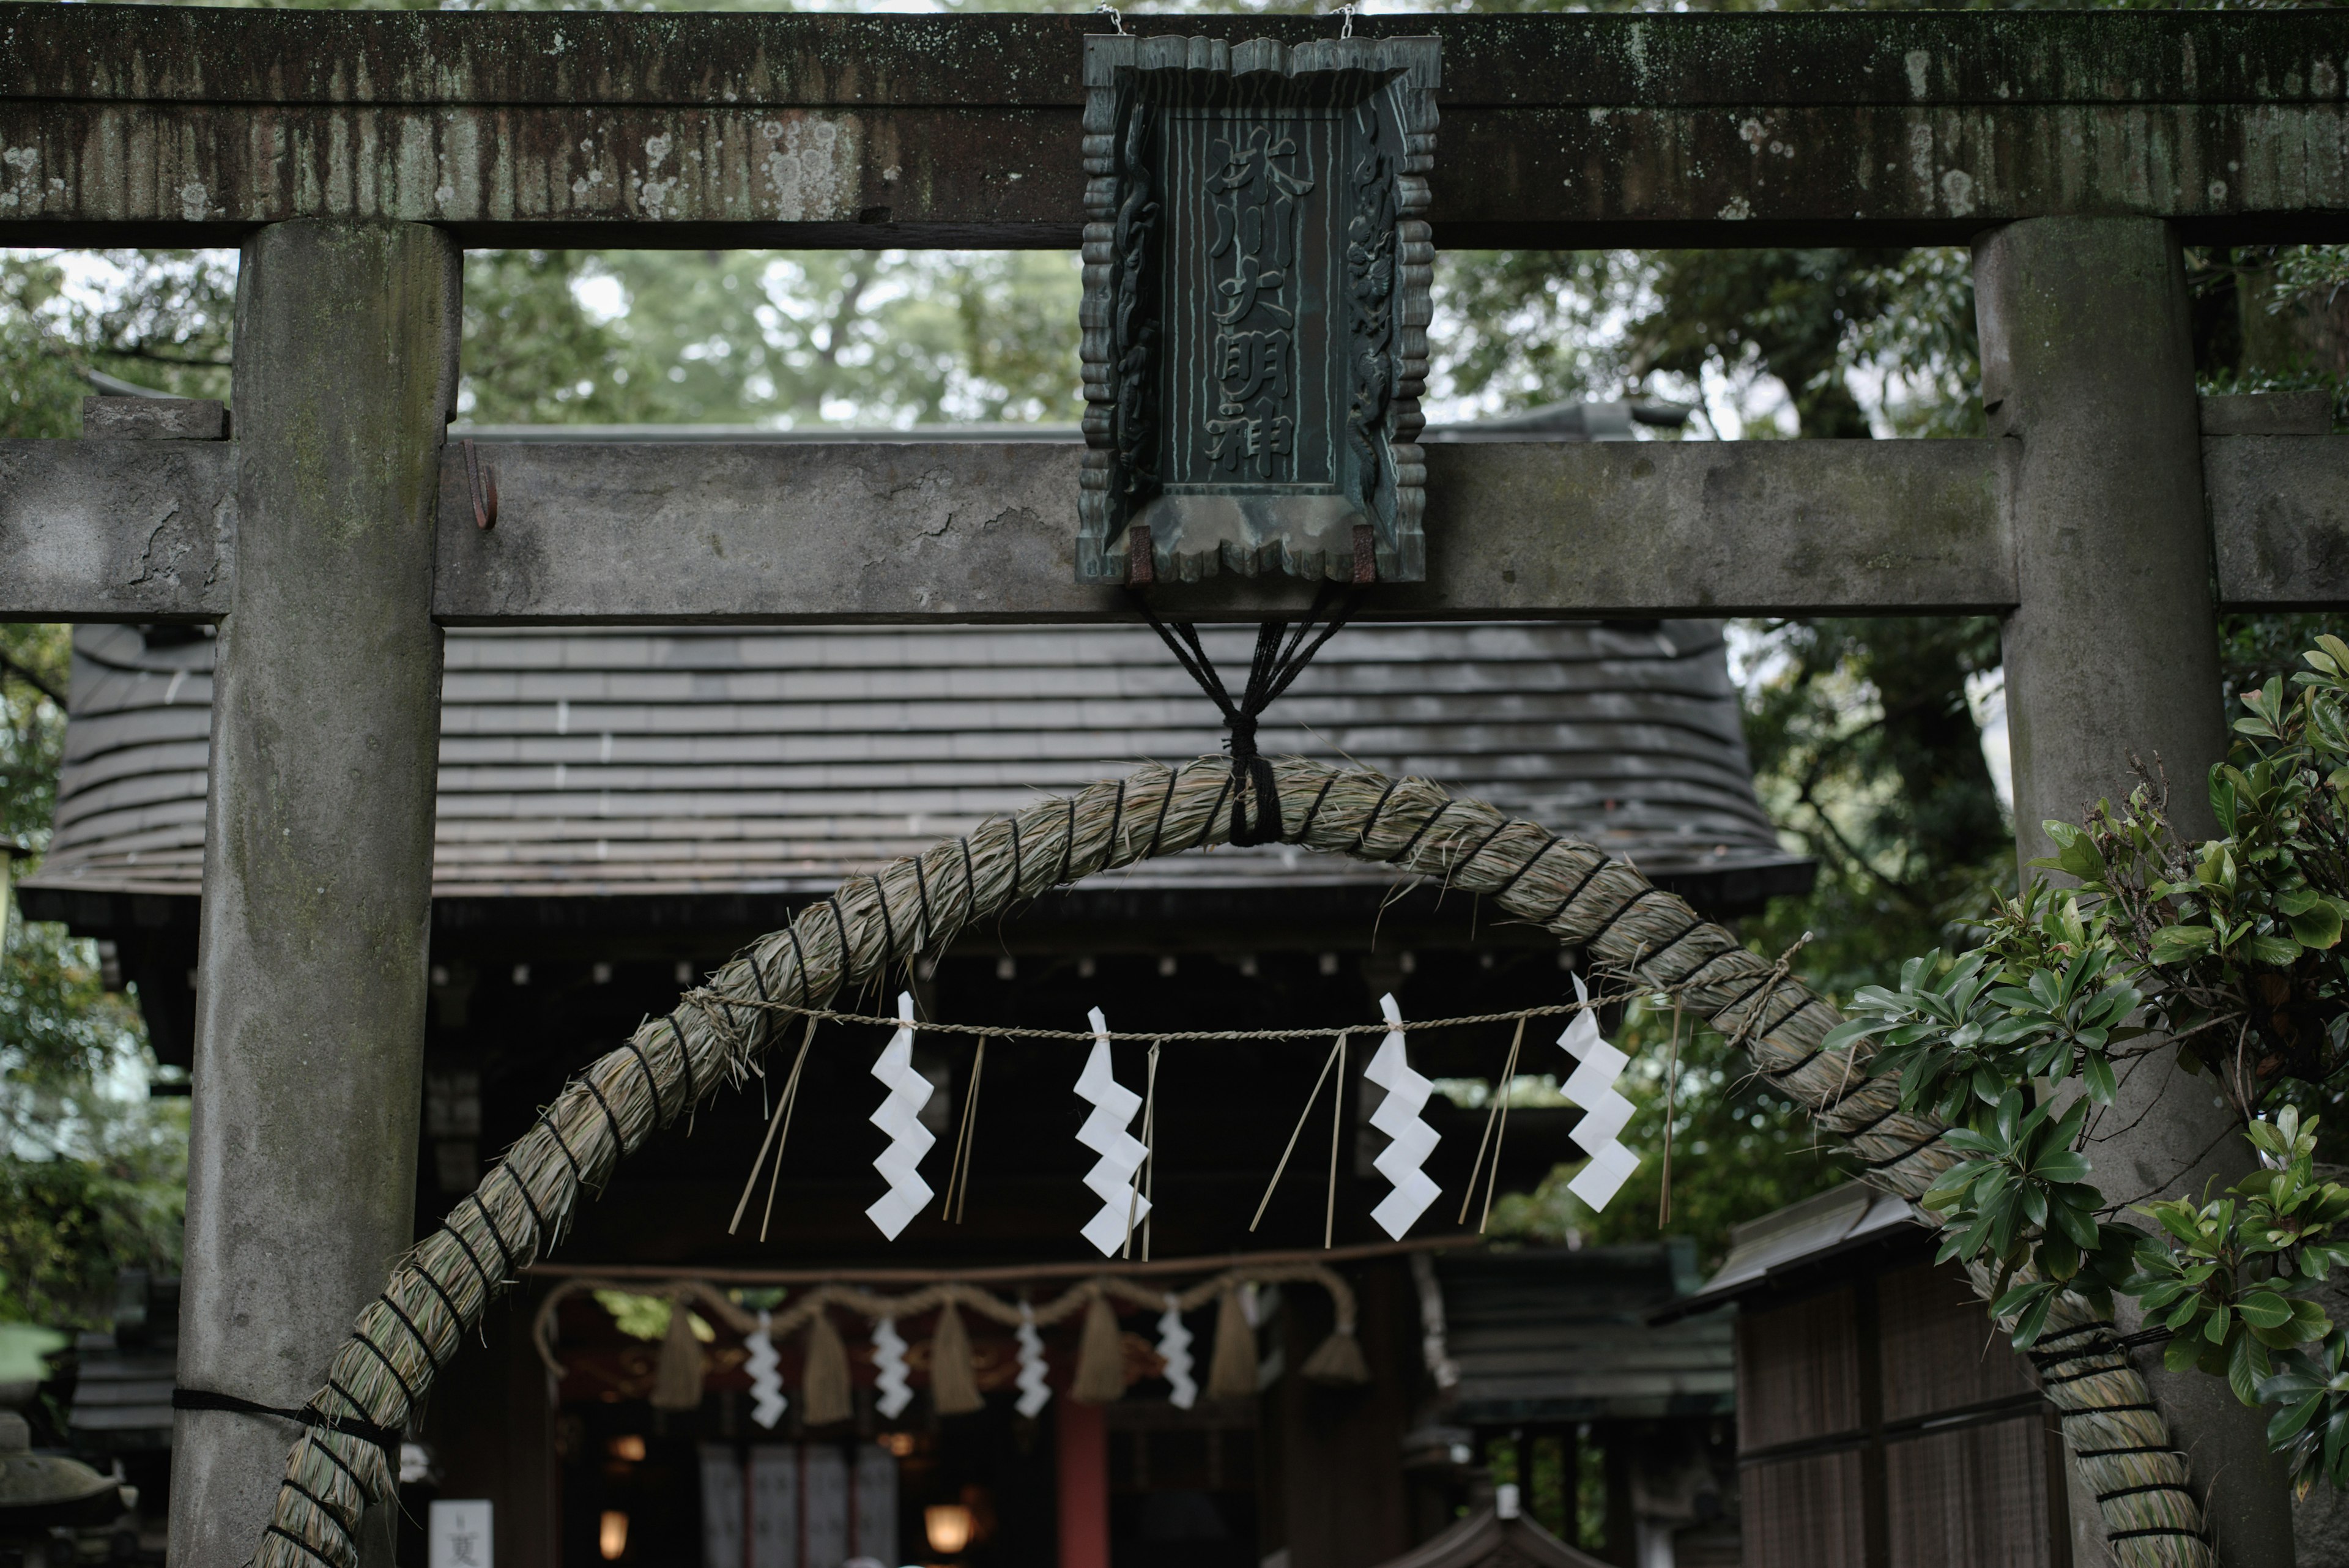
xmin=1437 ymin=1243 xmax=1735 ymax=1422
xmin=28 ymin=620 xmax=1803 ymax=902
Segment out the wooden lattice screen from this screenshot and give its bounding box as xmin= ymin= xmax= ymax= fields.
xmin=1737 ymin=1259 xmax=2068 ymax=1568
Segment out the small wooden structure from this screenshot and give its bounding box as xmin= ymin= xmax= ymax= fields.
xmin=1664 ymin=1186 xmax=2066 ymax=1568
xmin=1417 ymin=1244 xmax=1736 ymax=1566
xmin=1372 ymin=1499 xmax=1608 ymax=1568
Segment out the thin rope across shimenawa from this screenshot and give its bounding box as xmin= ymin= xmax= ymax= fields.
xmin=248 ymin=758 xmax=2211 ymax=1568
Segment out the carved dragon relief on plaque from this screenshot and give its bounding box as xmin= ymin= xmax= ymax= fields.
xmin=1077 ymin=34 xmax=1439 ymax=585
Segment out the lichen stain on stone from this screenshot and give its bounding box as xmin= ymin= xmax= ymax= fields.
xmin=0 ymin=144 xmax=37 ymax=212
xmin=633 ymin=132 xmax=678 ymax=218
xmin=758 ymin=114 xmax=858 ymax=222
xmin=1619 ymin=21 xmax=1650 ymax=86
xmin=1905 ymin=50 xmax=1932 ymax=102
xmin=1940 ymin=168 xmax=1976 ymax=218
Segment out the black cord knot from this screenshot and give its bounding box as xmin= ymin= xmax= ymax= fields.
xmin=1130 ymin=582 xmax=1359 ymax=848
xmin=1226 ymin=712 xmax=1260 ymax=766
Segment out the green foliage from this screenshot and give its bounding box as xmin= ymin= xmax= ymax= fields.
xmin=0 ymin=1317 xmax=67 ymax=1383
xmin=0 ymin=260 xmax=94 ymax=440
xmin=1738 ymin=615 xmax=2012 ymax=1008
xmin=592 ymin=1289 xmax=712 ymax=1344
xmin=1427 ymin=250 xmax=1640 ymax=414
xmin=1 ymin=624 xmax=66 ymax=851
xmin=2131 ymin=1109 xmax=2342 ymax=1402
xmin=1833 ymin=919 xmax=2142 ymax=1128
xmin=460 ymin=249 xmax=1083 ymax=428
xmin=2046 ymin=639 xmax=2349 ymax=1093
xmin=1844 ymin=636 xmax=2349 ymax=1489
xmin=2 ymin=625 xmax=183 ymax=1331
xmin=0 ymin=251 xmax=232 ymax=439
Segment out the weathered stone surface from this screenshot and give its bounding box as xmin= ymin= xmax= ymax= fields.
xmin=2211 ymin=433 xmax=2349 ymax=607
xmin=172 ymin=221 xmax=457 ymax=1568
xmin=2200 ymin=390 xmax=2332 ymax=436
xmin=82 ymin=395 xmax=226 ymax=440
xmin=1979 ymin=216 xmax=2289 ymax=1568
xmin=3 ymin=8 xmax=2347 ymax=246
xmin=0 ymin=438 xmax=232 ymax=620
xmin=428 ymin=437 xmax=2012 ymax=623
xmin=20 ymin=430 xmax=2349 ymax=623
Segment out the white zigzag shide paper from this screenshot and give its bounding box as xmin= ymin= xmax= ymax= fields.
xmin=1364 ymin=993 xmax=1442 ymax=1239
xmin=1015 ymin=1304 xmax=1052 ymax=1418
xmin=1157 ymin=1294 xmax=1197 ymax=1410
xmin=872 ymin=1316 xmax=912 ymax=1418
xmin=865 ymin=992 xmax=936 ymax=1240
xmin=1074 ymin=1008 xmax=1151 ymax=1257
xmin=1559 ymin=973 xmax=1641 ymax=1211
xmin=746 ymin=1309 xmax=786 ymax=1429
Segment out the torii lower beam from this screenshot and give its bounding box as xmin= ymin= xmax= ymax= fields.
xmin=6 ymin=426 xmax=2341 ymax=625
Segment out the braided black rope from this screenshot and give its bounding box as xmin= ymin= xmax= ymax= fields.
xmin=1130 ymin=584 xmax=1359 ymax=845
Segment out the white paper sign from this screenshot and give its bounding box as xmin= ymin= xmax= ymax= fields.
xmin=429 ymin=1501 xmax=494 ymax=1568
xmin=698 ymin=1447 xmax=744 ymax=1568
xmin=748 ymin=1446 xmax=799 ymax=1568
xmin=852 ymin=1443 xmax=900 ymax=1566
xmin=802 ymin=1445 xmax=850 ymax=1567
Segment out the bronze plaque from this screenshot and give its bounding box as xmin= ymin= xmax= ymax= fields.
xmin=1078 ymin=34 xmax=1439 ymax=585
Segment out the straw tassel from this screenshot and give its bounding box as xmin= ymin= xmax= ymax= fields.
xmin=1072 ymin=1290 xmax=1127 ymax=1405
xmin=1301 ymin=1324 xmax=1369 ymax=1386
xmin=801 ymin=1308 xmax=853 ymax=1427
xmin=650 ymin=1295 xmax=705 ymax=1411
xmin=1205 ymin=1288 xmax=1257 ymax=1402
xmin=929 ymin=1298 xmax=985 ymax=1417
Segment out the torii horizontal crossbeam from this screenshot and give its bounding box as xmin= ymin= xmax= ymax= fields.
xmin=3 ymin=7 xmax=2348 ymax=248
xmin=6 ymin=433 xmax=2343 ymax=625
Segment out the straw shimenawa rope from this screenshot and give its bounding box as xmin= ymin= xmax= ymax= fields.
xmin=525 ymin=1262 xmax=1364 ymax=1403
xmin=250 ymin=759 xmax=2211 ymax=1568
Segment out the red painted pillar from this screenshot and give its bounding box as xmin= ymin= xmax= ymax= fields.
xmin=1057 ymin=1399 xmax=1110 ymax=1568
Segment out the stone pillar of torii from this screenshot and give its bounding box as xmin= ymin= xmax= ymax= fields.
xmin=6 ymin=10 xmax=2347 ymax=1564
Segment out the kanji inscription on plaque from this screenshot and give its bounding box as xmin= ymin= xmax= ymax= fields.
xmin=1077 ymin=35 xmax=1439 ymax=585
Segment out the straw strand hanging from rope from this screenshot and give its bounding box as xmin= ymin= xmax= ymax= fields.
xmin=250 ymin=756 xmax=2211 ymax=1568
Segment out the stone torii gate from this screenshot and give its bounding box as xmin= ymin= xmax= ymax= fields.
xmin=4 ymin=7 xmax=2349 ymax=1564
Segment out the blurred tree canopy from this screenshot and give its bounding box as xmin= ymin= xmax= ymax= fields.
xmin=2 ymin=625 xmax=184 ymax=1330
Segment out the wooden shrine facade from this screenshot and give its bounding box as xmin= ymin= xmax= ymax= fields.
xmin=6 ymin=8 xmax=2349 ymax=1567
xmin=1669 ymin=1186 xmax=2070 ymax=1568
xmin=27 ymin=615 xmax=1773 ymax=1565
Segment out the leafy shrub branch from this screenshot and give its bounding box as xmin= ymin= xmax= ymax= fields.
xmin=1831 ymin=637 xmax=2349 ymax=1493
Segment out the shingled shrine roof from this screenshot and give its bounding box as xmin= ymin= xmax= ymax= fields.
xmin=26 ymin=619 xmax=1808 ymax=908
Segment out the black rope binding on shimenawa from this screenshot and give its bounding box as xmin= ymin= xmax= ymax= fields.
xmin=173 ymin=1386 xmax=401 ymax=1452
xmin=1130 ymin=584 xmax=1360 ymax=847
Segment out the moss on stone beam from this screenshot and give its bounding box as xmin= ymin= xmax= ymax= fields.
xmin=1 ymin=7 xmax=2347 ymax=246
